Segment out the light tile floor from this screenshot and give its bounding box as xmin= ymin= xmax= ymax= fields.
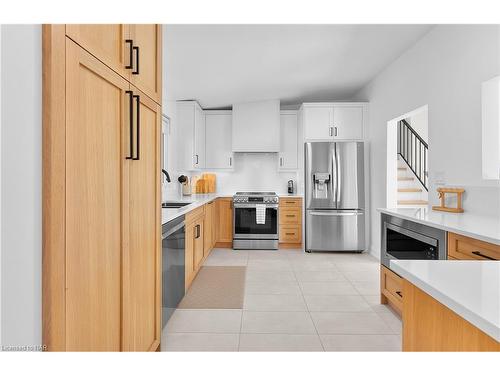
xmin=162 ymin=249 xmax=402 ymax=351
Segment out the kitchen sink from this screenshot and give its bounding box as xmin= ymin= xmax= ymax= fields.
xmin=162 ymin=202 xmax=192 ymax=209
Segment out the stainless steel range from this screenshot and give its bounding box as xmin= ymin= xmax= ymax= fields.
xmin=233 ymin=192 xmax=279 ymax=250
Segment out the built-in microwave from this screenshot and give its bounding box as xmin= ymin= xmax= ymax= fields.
xmin=381 ymin=213 xmax=447 ymax=270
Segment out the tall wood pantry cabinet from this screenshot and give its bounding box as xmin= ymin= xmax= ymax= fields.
xmin=43 ymin=25 xmax=162 ymax=351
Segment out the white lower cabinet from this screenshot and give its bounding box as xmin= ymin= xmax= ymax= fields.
xmin=205 ymin=111 xmax=234 ymax=169
xmin=279 ymin=110 xmax=298 ymax=170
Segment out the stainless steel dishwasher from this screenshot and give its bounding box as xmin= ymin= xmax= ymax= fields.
xmin=162 ymin=215 xmax=185 ymax=328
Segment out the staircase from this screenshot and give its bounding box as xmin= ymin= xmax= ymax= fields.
xmin=397 ymin=119 xmax=428 ymax=208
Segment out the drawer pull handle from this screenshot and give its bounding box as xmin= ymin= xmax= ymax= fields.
xmin=396 ymin=291 xmax=403 ymax=298
xmin=285 ymin=232 xmax=295 ymax=235
xmin=471 ymin=251 xmax=496 ymax=260
xmin=286 ymin=215 xmax=295 ymax=217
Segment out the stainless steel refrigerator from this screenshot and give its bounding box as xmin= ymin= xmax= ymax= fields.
xmin=305 ymin=142 xmax=365 ymax=252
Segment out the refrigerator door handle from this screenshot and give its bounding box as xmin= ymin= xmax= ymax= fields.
xmin=309 ymin=210 xmax=364 ymax=216
xmin=331 ymin=143 xmax=337 ymax=208
xmin=336 ymin=144 xmax=341 ymax=206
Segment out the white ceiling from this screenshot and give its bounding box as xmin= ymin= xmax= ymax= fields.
xmin=163 ymin=25 xmax=432 ymax=109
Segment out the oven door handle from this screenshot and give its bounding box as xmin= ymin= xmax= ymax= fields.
xmin=234 ymin=204 xmax=278 ymax=209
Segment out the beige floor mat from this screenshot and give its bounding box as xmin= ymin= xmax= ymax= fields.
xmin=178 ymin=266 xmax=246 ymax=309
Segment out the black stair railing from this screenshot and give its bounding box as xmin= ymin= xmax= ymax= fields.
xmin=397 ymin=119 xmax=428 ymax=191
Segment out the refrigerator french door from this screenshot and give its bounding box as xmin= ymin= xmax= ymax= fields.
xmin=305 ymin=142 xmax=365 ymax=252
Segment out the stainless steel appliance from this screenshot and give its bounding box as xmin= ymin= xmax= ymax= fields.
xmin=305 ymin=142 xmax=365 ymax=252
xmin=162 ymin=215 xmax=185 ymax=327
xmin=287 ymin=180 xmax=294 ymax=194
xmin=381 ymin=213 xmax=447 ymax=270
xmin=233 ymin=192 xmax=279 ymax=250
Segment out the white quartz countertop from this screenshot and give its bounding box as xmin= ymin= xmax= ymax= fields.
xmin=162 ymin=193 xmax=226 ymax=224
xmin=162 ymin=192 xmax=304 ymax=224
xmin=378 ymin=207 xmax=500 ymax=245
xmin=390 ymin=259 xmax=500 ymax=342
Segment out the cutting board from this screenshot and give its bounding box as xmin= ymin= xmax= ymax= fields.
xmin=192 ymin=174 xmax=216 ymax=193
xmin=202 ymin=173 xmax=216 ymax=193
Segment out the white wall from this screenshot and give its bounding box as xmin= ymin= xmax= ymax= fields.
xmin=354 ymin=25 xmax=500 ymax=258
xmin=162 ymin=100 xmax=299 ymax=199
xmin=406 ymin=108 xmax=428 ymax=143
xmin=0 ymin=25 xmax=42 ymax=348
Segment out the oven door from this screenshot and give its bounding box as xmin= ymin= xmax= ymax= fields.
xmin=233 ymin=204 xmax=278 ymax=239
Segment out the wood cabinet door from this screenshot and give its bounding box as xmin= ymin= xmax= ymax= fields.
xmin=333 ymin=105 xmax=363 ymax=140
xmin=66 ymin=24 xmax=131 ymax=80
xmin=123 ymin=87 xmax=161 ymax=351
xmin=194 ymin=219 xmax=205 ymax=269
xmin=303 ymin=105 xmax=333 ymax=141
xmin=211 ymin=202 xmax=217 ymax=248
xmin=65 ymin=39 xmax=130 ymax=351
xmin=185 ymin=221 xmax=195 ymax=289
xmin=216 ymin=198 xmax=233 ymax=243
xmin=129 ymin=24 xmax=162 ymax=104
xmin=204 ymin=202 xmax=214 ymax=257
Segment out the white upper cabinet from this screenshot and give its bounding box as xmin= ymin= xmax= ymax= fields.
xmin=177 ymin=101 xmax=205 ymax=170
xmin=333 ymin=105 xmax=364 ymax=140
xmin=279 ymin=111 xmax=298 ymax=170
xmin=194 ymin=104 xmax=205 ymax=168
xmin=205 ymin=111 xmax=234 ymax=169
xmin=301 ymin=103 xmax=366 ymax=141
xmin=232 ymin=99 xmax=280 ymax=152
xmin=303 ymin=105 xmax=334 ymax=140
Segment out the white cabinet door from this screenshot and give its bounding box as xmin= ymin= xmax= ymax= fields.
xmin=205 ymin=112 xmax=233 ymax=169
xmin=279 ymin=112 xmax=298 ymax=170
xmin=303 ymin=105 xmax=334 ymax=141
xmin=194 ymin=104 xmax=205 ymax=168
xmin=333 ymin=105 xmax=363 ymax=140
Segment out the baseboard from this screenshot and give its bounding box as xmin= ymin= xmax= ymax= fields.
xmin=278 ymin=243 xmax=303 ymax=249
xmin=214 ymin=242 xmax=232 ymax=248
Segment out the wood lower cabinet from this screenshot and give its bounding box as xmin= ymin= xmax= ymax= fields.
xmin=185 ymin=206 xmax=205 ymax=289
xmin=380 ymin=265 xmax=403 ymax=315
xmin=403 ymin=279 xmax=499 ymax=351
xmin=216 ymin=198 xmax=233 ymax=246
xmin=448 ymin=232 xmax=500 ymax=260
xmin=279 ymin=197 xmax=302 ymax=248
xmin=43 ymin=25 xmax=161 ymax=351
xmin=204 ymin=201 xmax=216 ymax=257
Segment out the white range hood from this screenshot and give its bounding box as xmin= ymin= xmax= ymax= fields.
xmin=232 ymin=99 xmax=280 ymax=152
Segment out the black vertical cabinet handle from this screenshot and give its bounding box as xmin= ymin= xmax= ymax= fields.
xmin=125 ymin=40 xmax=134 ymax=69
xmin=133 ymin=95 xmax=140 ymax=160
xmin=125 ymin=90 xmax=134 ymax=159
xmin=132 ymin=46 xmax=140 ymax=75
